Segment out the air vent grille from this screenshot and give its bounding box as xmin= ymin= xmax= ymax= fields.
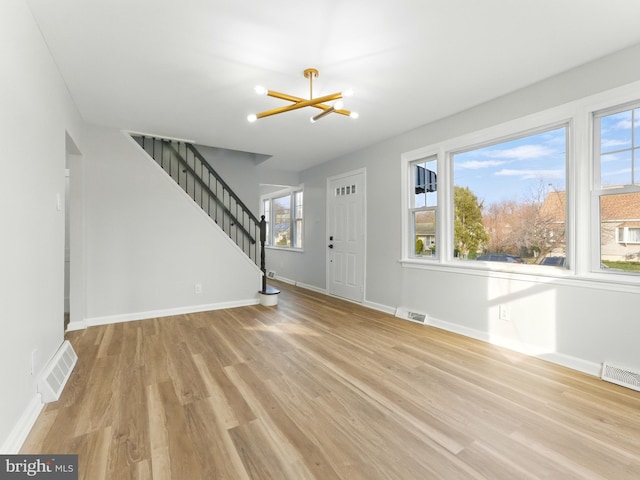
xmin=38 ymin=341 xmax=77 ymax=403
xmin=601 ymin=362 xmax=640 ymax=392
xmin=395 ymin=307 xmax=428 ymax=324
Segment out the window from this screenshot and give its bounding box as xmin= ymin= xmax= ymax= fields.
xmin=594 ymin=104 xmax=640 ymax=273
xmin=410 ymin=157 xmax=437 ymax=258
xmin=617 ymin=226 xmax=640 ymax=244
xmin=452 ymin=126 xmax=567 ymax=265
xmin=261 ymin=187 xmax=303 ymax=249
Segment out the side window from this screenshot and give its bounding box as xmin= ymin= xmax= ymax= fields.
xmin=452 ymin=126 xmax=567 ymax=265
xmin=261 ymin=187 xmax=304 ymax=250
xmin=594 ymin=105 xmax=640 ymax=274
xmin=410 ymin=157 xmax=437 ymax=258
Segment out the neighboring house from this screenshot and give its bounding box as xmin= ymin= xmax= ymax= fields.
xmin=414 ymin=210 xmax=436 ymax=255
xmin=600 ymin=192 xmax=640 ymax=262
xmin=539 ymin=190 xmax=640 ymax=263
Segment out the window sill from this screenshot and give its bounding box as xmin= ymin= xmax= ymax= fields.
xmin=266 ymin=246 xmax=305 ymax=253
xmin=400 ymin=258 xmax=640 ymax=294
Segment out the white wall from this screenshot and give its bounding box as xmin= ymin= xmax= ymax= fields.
xmin=275 ymin=43 xmax=640 ymax=376
xmin=0 ymin=0 xmax=84 ymax=452
xmin=81 ymin=127 xmax=262 ymax=325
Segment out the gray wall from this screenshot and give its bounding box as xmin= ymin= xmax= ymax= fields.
xmin=81 ymin=127 xmax=262 ymax=324
xmin=0 ymin=0 xmax=84 ymax=452
xmin=269 ymin=43 xmax=640 ymax=375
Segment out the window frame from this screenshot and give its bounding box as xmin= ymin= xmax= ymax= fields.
xmin=592 ymin=101 xmax=640 ymax=275
xmin=409 ymin=155 xmax=438 ymax=259
xmin=261 ymin=185 xmax=304 ymax=251
xmin=402 ymin=117 xmax=572 ymax=274
xmin=400 ymin=80 xmax=640 ymax=289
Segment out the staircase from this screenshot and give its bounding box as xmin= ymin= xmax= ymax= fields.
xmin=132 ymin=135 xmax=278 ymax=298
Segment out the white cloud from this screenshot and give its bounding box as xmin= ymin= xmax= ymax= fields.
xmin=456 ymin=159 xmax=506 ymax=170
xmin=486 ymin=144 xmax=554 ymax=160
xmin=601 ymin=138 xmax=630 ymax=149
xmin=495 ymin=168 xmax=564 ymax=180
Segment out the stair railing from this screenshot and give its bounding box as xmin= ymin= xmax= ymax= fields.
xmin=134 ymin=136 xmax=269 ymax=290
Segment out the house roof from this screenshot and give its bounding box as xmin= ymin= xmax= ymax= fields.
xmin=25 ymin=0 xmax=640 ymax=172
xmin=540 ymin=190 xmax=640 ymax=222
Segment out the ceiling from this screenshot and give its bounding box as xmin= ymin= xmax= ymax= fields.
xmin=27 ymin=0 xmax=640 ymax=172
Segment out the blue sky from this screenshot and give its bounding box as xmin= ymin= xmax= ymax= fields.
xmin=599 ymin=108 xmax=639 ymax=187
xmin=453 ymin=127 xmax=567 ymax=206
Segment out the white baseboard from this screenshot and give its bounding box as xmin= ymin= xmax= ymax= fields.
xmin=364 ymin=300 xmax=396 ymax=315
xmin=85 ymin=298 xmax=259 ymax=328
xmin=425 ymin=315 xmax=601 ymax=377
xmin=66 ymin=320 xmax=88 ymax=332
xmin=294 ymin=281 xmax=326 ymax=294
xmin=0 ymin=394 xmax=43 ymax=454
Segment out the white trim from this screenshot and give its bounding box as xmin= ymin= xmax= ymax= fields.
xmin=0 ymin=394 xmax=44 ymax=454
xmin=85 ymin=298 xmax=259 ymax=327
xmin=66 ymin=320 xmax=88 ymax=332
xmin=400 ymin=258 xmax=640 ymax=294
xmin=294 ymin=281 xmax=326 ymax=295
xmin=424 ymin=314 xmax=601 ymax=377
xmin=364 ymin=300 xmax=396 ymax=315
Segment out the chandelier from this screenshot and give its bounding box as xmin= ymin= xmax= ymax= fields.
xmin=247 ymin=68 xmax=358 ymax=123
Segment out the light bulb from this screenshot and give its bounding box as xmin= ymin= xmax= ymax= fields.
xmin=350 ymin=112 xmax=359 ymax=119
xmin=343 ymin=89 xmax=354 ymax=97
xmin=254 ymin=86 xmax=267 ymax=95
xmin=247 ymin=114 xmax=257 ymax=123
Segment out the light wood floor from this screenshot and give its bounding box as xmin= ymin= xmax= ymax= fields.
xmin=22 ymin=282 xmax=640 ymax=479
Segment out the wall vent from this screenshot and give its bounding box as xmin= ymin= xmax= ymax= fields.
xmin=395 ymin=307 xmax=428 ymax=324
xmin=601 ymin=362 xmax=640 ymax=392
xmin=267 ymin=270 xmax=277 ymax=279
xmin=37 ymin=340 xmax=77 ymax=403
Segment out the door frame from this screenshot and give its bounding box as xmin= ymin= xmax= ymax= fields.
xmin=325 ymin=168 xmax=367 ymax=302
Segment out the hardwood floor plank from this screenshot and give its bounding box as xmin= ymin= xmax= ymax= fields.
xmin=20 ymin=281 xmax=640 ymax=479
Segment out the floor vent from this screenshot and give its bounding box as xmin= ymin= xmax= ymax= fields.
xmin=601 ymin=362 xmax=640 ymax=392
xmin=38 ymin=340 xmax=78 ymax=403
xmin=395 ymin=307 xmax=428 ymax=324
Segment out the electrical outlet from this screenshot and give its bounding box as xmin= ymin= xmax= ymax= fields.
xmin=194 ymin=283 xmax=202 ymax=294
xmin=499 ymin=304 xmax=511 ymax=321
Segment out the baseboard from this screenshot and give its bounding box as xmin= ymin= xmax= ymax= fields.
xmin=65 ymin=320 xmax=88 ymax=332
xmin=86 ymin=298 xmax=260 ymax=327
xmin=364 ymin=299 xmax=396 ymax=315
xmin=294 ymin=281 xmax=326 ymax=294
xmin=425 ymin=315 xmax=601 ymax=377
xmin=0 ymin=394 xmax=43 ymax=454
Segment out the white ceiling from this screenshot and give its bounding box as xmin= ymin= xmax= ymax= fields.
xmin=27 ymin=0 xmax=640 ymax=172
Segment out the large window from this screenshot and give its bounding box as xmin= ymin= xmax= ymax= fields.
xmin=594 ymin=104 xmax=640 ymax=273
xmin=410 ymin=156 xmax=437 ymax=258
xmin=403 ymin=84 xmax=640 ymax=285
xmin=262 ymin=187 xmax=303 ymax=249
xmin=452 ymin=126 xmax=567 ymax=265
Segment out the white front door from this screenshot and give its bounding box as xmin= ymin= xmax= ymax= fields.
xmin=327 ymin=170 xmax=365 ymax=302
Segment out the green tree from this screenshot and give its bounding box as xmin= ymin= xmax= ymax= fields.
xmin=454 ymin=186 xmax=489 ymax=258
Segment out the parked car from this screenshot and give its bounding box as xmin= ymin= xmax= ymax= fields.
xmin=540 ymin=256 xmax=566 ymax=267
xmin=476 ymin=254 xmax=524 ymax=263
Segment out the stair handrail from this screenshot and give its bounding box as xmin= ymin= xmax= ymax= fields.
xmin=161 ymin=140 xmax=256 ymax=244
xmin=185 ymin=143 xmax=261 ymax=225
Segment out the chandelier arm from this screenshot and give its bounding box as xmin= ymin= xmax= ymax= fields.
xmin=255 ymin=92 xmax=343 ymax=120
xmin=267 ymin=90 xmax=341 ymax=112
